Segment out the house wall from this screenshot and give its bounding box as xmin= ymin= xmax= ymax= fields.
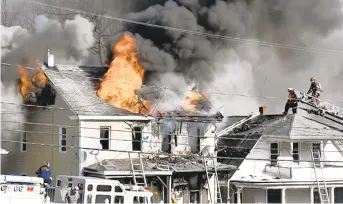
xmin=2 ymin=94 xmax=79 ymax=179
xmin=79 ymin=120 xmax=156 ymax=171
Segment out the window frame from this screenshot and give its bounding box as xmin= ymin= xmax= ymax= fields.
xmin=270 ymin=142 xmax=279 ymax=166
xmin=100 ymin=126 xmax=111 ymax=150
xmin=132 ymin=126 xmax=142 ymax=151
xmin=292 ymin=142 xmax=299 ymax=162
xmin=59 ymin=127 xmax=67 ymax=153
xmin=21 ymin=132 xmax=28 ymax=152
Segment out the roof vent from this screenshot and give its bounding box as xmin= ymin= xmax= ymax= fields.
xmin=47 ymin=49 xmax=54 ymax=68
xmin=259 ymin=106 xmax=267 ymax=115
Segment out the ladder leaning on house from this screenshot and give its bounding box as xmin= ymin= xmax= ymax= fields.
xmin=204 ymin=155 xmax=223 ymax=204
xmin=311 ymin=149 xmax=330 ymax=204
xmin=128 ymin=152 xmax=147 ymax=187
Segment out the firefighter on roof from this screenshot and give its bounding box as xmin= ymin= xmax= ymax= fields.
xmin=283 ymin=88 xmax=299 ymax=115
xmin=307 ymin=77 xmax=323 ymax=98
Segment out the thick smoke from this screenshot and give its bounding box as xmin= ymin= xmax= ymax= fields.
xmin=123 ymin=0 xmax=343 ymax=114
xmin=0 ymin=82 xmax=26 ymax=171
xmin=2 ymin=14 xmax=95 ymax=68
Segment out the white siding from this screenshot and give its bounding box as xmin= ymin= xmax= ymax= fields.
xmin=79 ymin=120 xmax=155 ymax=172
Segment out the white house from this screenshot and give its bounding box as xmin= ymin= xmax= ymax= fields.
xmin=217 ymin=102 xmax=343 ymax=203
xmin=2 ymin=53 xmax=235 ymax=203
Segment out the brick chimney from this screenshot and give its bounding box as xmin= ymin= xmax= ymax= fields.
xmin=259 ymin=106 xmax=267 ymax=115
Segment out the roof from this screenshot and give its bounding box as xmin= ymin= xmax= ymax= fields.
xmin=155 ymin=110 xmax=224 ymax=122
xmin=42 ymin=64 xmax=144 ymax=117
xmin=83 ymin=154 xmax=236 ymax=175
xmin=217 ymin=114 xmax=289 ymax=167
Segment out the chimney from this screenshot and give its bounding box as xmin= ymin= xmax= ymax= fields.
xmin=47 ymin=49 xmax=54 ymax=68
xmin=259 ymin=106 xmax=267 ymax=115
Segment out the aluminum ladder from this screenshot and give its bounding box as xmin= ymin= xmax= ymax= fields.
xmin=299 ymin=92 xmax=343 ymax=119
xmin=311 ymin=149 xmax=330 ymax=204
xmin=204 ymin=156 xmax=222 ymax=204
xmin=128 ymin=152 xmax=147 ymax=187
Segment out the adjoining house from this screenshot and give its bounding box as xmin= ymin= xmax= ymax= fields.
xmin=217 ymin=102 xmax=343 ymax=204
xmin=4 ymin=53 xmax=236 ymax=203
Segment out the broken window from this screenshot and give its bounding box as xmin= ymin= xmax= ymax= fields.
xmin=100 ymin=127 xmax=110 ymax=150
xmin=132 ymin=126 xmax=142 ymax=151
xmin=270 ymin=143 xmax=279 ymax=166
xmin=292 ymin=142 xmax=299 ymax=162
xmin=59 ymin=127 xmax=67 ymax=152
xmin=21 ymin=132 xmax=27 ymax=152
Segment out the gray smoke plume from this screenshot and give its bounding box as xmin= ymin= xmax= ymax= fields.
xmin=122 ymin=0 xmax=343 ymax=114
xmin=0 ymin=81 xmax=26 ymax=172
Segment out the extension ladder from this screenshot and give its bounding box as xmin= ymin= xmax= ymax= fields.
xmin=311 ymin=149 xmax=330 ymax=204
xmin=299 ymin=92 xmax=343 ymax=119
xmin=204 ymin=156 xmax=222 ymax=204
xmin=128 ymin=152 xmax=147 ymax=187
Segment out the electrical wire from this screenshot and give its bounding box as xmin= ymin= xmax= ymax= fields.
xmin=18 ymin=0 xmax=343 ymax=54
xmin=2 ymin=128 xmax=343 ymax=153
xmin=3 ymin=139 xmax=343 ymax=163
xmin=3 ymin=62 xmax=343 ymax=104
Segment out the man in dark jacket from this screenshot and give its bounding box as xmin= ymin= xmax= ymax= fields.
xmin=283 ymin=88 xmax=299 ymax=115
xmin=307 ymin=77 xmax=322 ymax=98
xmin=35 ymin=162 xmax=52 ymax=185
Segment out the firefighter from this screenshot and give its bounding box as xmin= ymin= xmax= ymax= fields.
xmin=307 ymin=77 xmax=322 ymax=98
xmin=283 ymin=88 xmax=299 ymax=115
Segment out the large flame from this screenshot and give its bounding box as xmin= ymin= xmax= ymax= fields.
xmin=97 ymin=33 xmax=151 ymax=114
xmin=17 ymin=60 xmax=48 ymax=101
xmin=183 ymin=91 xmax=208 ymax=112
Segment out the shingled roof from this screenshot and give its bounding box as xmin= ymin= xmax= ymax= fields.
xmin=42 ymin=64 xmax=145 ymax=116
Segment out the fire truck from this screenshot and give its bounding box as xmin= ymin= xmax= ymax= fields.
xmin=0 ymin=174 xmax=47 ymax=203
xmin=51 ymin=175 xmax=153 ymax=204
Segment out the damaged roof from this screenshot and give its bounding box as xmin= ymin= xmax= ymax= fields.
xmin=83 ymin=154 xmax=236 ymax=176
xmin=218 ymin=102 xmax=342 ymax=169
xmin=42 ymin=64 xmax=144 ymax=116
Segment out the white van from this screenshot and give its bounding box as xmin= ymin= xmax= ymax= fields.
xmin=53 ymin=175 xmax=153 ymax=204
xmin=0 ymin=174 xmax=46 ymax=203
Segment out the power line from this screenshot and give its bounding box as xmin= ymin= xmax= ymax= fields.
xmin=3 ymin=139 xmax=343 ymax=163
xmin=19 ymin=0 xmax=343 ymax=54
xmin=2 ymin=128 xmax=343 ymax=153
xmin=2 ymin=119 xmax=342 ymax=139
xmin=3 ymin=62 xmax=343 ymax=104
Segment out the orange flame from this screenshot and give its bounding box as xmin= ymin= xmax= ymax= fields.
xmin=97 ymin=33 xmax=151 ymax=114
xmin=183 ymin=91 xmax=208 ymax=112
xmin=17 ymin=60 xmax=48 ymax=101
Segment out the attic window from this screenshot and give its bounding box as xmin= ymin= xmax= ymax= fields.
xmin=100 ymin=127 xmax=110 ymax=150
xmin=132 ymin=127 xmax=142 ymax=151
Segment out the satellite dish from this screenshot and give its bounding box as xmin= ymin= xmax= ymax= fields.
xmin=79 ymin=151 xmax=88 ymax=163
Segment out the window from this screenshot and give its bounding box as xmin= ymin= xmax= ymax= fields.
xmin=95 ymin=195 xmax=111 ymax=203
xmin=312 ymin=143 xmax=321 ymax=167
xmin=114 ymin=196 xmax=124 ymax=204
xmin=56 ymin=180 xmax=62 ymax=187
xmin=96 ymin=185 xmax=112 ymax=192
xmin=292 ymin=142 xmax=299 ymax=162
xmin=115 ymin=186 xmax=123 ymax=192
xmin=267 ymin=189 xmax=282 ymax=203
xmin=270 ymin=143 xmax=279 ymax=166
xmin=132 ymin=126 xmax=142 ymax=151
xmin=133 ymin=196 xmax=148 ymax=204
xmin=313 ymin=188 xmax=321 ymax=203
xmin=59 ymin=127 xmax=67 ymax=152
xmin=87 ymin=184 xmax=93 ymax=191
xmin=21 ymin=132 xmax=27 ymax=152
xmin=100 ymin=127 xmax=110 ymax=150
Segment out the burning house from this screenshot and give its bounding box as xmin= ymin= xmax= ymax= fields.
xmin=9 ymin=33 xmax=235 ymax=203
